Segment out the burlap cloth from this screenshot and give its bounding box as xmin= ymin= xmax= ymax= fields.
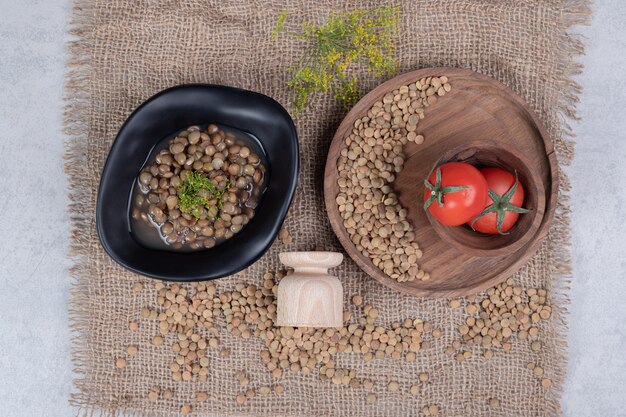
xmin=65 ymin=1 xmax=590 ymax=416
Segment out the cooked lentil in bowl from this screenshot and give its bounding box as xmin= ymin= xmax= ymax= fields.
xmin=130 ymin=124 xmax=268 ymax=251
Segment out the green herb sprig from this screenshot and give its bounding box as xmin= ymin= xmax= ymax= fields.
xmin=178 ymin=171 xmax=229 ymax=219
xmin=273 ymin=6 xmax=400 ymax=113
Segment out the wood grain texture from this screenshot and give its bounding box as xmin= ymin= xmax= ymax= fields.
xmin=276 ymin=252 xmax=344 ymax=327
xmin=324 ymin=68 xmax=558 ymax=298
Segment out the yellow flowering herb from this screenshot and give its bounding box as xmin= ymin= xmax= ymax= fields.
xmin=273 ymin=7 xmax=400 ymax=113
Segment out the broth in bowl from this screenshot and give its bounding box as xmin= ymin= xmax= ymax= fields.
xmin=130 ymin=124 xmax=268 ymax=251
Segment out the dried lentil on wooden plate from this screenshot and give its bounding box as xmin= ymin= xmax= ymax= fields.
xmin=335 ymin=76 xmax=451 ymax=282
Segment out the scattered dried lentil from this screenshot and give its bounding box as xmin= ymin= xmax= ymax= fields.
xmin=452 ymin=278 xmax=552 ymax=358
xmin=541 ymin=378 xmax=552 ymax=388
xmin=127 ymin=345 xmax=138 ymax=357
xmin=366 ymin=393 xmax=377 ymax=404
xmin=423 ymin=404 xmax=440 ymax=415
xmin=278 ymin=227 xmax=293 ymax=244
xmin=143 ymin=270 xmax=437 ymax=401
xmin=387 ymin=381 xmax=400 ymax=392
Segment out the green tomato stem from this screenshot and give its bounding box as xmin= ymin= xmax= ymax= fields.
xmin=470 ymin=171 xmax=529 ymax=234
xmin=423 ymin=166 xmax=468 ymax=210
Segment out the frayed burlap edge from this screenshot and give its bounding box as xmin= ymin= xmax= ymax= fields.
xmin=64 ymin=1 xmax=592 ymax=416
xmin=64 ymin=1 xmax=109 ymax=415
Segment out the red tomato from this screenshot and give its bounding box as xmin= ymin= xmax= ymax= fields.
xmin=469 ymin=168 xmax=529 ymax=234
xmin=423 ymin=162 xmax=489 ymax=226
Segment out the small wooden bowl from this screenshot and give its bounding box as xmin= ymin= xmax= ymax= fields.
xmin=425 ymin=141 xmax=546 ymax=257
xmin=324 ymin=67 xmax=558 ymax=297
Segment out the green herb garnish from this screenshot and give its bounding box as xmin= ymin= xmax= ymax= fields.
xmin=178 ymin=171 xmax=229 ymax=219
xmin=273 ymin=6 xmax=400 ymax=113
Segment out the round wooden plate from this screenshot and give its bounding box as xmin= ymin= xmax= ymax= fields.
xmin=324 ymin=67 xmax=558 ymax=298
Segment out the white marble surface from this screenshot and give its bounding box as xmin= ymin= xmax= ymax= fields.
xmin=0 ymin=1 xmax=624 ymax=416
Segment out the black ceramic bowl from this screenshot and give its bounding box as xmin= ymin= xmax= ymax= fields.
xmin=96 ymin=84 xmax=299 ymax=281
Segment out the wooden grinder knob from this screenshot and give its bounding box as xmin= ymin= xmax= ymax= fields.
xmin=276 ymin=252 xmax=344 ymax=328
